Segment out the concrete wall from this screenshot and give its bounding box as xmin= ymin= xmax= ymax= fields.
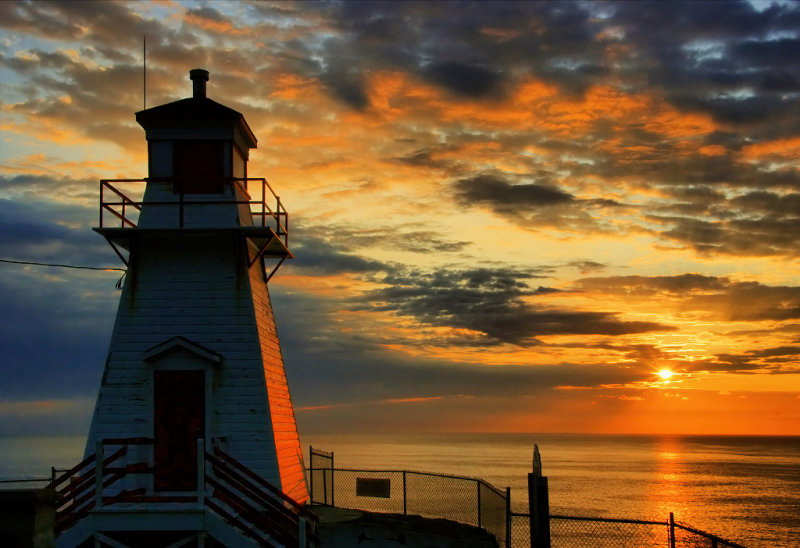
xmin=0 ymin=489 xmax=55 ymax=548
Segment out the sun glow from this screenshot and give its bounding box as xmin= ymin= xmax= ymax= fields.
xmin=658 ymin=369 xmax=674 ymax=380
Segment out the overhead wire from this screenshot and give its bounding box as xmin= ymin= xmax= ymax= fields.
xmin=0 ymin=258 xmax=126 ymax=271
xmin=0 ymin=258 xmax=127 ymax=288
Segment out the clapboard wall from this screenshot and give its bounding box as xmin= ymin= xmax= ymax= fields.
xmin=84 ymin=226 xmax=308 ymax=502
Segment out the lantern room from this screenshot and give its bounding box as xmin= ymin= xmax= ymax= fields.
xmin=135 ymin=69 xmax=256 ymax=195
xmin=96 ymin=69 xmax=290 ymax=278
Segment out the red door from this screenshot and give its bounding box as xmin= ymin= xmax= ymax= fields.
xmin=173 ymin=140 xmax=224 ymax=194
xmin=154 ymin=370 xmax=205 ymax=490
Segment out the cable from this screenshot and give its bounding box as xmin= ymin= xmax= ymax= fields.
xmin=0 ymin=258 xmax=126 ymax=272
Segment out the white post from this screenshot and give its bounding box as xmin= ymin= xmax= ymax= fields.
xmin=95 ymin=442 xmax=104 ymax=510
xmin=298 ymin=516 xmax=307 ymax=547
xmin=197 ymin=438 xmax=205 ymax=509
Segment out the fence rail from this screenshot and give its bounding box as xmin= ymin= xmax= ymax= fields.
xmin=510 ymin=511 xmax=745 ymax=548
xmin=0 ymin=478 xmax=52 ymax=489
xmin=309 ymin=446 xmax=510 ymax=546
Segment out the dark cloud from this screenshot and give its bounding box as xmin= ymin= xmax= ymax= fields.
xmin=708 ymin=346 xmax=800 ymax=374
xmin=0 ymin=197 xmax=119 ymax=268
xmin=424 ymin=61 xmax=505 ymax=98
xmin=0 ymin=196 xmax=122 ymax=399
xmin=293 ymin=223 xmax=470 ymax=257
xmin=729 ymin=191 xmax=800 ymax=217
xmin=319 ymin=53 xmax=370 ymax=110
xmin=286 ymin=234 xmax=386 ymax=275
xmin=451 ymin=173 xmax=623 ymax=232
xmin=357 ymin=267 xmax=671 ymax=345
xmin=577 ymin=273 xmax=729 ymax=295
xmin=0 ymin=0 xmax=162 ymax=50
xmin=576 ymin=274 xmax=800 ymax=323
xmin=187 ymin=6 xmax=229 ymax=24
xmin=653 ymin=215 xmax=800 ymax=257
xmin=273 ymin=291 xmax=656 ymax=407
xmin=455 ymin=174 xmax=574 ymax=208
xmin=565 ymin=260 xmax=607 ymax=274
xmin=0 ymin=266 xmax=118 ymax=400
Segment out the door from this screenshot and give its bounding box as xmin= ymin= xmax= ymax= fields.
xmin=154 ymin=370 xmax=205 ymax=490
xmin=173 ymin=140 xmax=224 ymax=194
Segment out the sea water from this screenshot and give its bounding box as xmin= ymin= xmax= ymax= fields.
xmin=300 ymin=433 xmax=800 ymax=547
xmin=2 ymin=433 xmax=798 ymax=546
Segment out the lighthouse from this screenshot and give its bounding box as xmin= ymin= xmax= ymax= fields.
xmin=49 ymin=70 xmax=316 ymax=547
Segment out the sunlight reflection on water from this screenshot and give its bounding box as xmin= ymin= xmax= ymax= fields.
xmin=2 ymin=433 xmax=797 ymax=546
xmin=302 ymin=432 xmax=800 ymax=547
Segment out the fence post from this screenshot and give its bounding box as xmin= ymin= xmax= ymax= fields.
xmin=477 ymin=481 xmax=482 ymax=529
xmin=529 ymin=444 xmax=550 ymax=548
xmin=669 ymin=512 xmax=676 ymax=548
xmin=309 ymin=446 xmax=314 ymax=505
xmin=299 ymin=516 xmax=307 ymax=547
xmin=505 ymin=486 xmax=512 ymax=548
xmin=331 ymin=451 xmax=335 ymax=507
xmin=322 ymin=469 xmax=328 ymax=505
xmin=403 ymin=471 xmax=407 ymax=516
xmin=95 ymin=442 xmax=104 ymax=510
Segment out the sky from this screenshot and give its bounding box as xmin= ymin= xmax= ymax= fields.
xmin=0 ymin=0 xmax=798 ymax=438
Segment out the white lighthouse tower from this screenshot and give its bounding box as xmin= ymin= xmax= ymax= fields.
xmin=50 ymin=70 xmax=317 ymax=547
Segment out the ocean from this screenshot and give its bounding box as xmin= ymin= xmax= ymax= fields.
xmin=2 ymin=433 xmax=798 ymax=547
xmin=299 ymin=433 xmax=799 ymax=547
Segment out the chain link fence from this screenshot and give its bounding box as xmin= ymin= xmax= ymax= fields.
xmin=510 ymin=512 xmax=532 ymax=547
xmin=672 ymin=519 xmax=746 ymax=548
xmin=309 ymin=447 xmax=509 ymax=546
xmin=509 ymin=511 xmax=744 ymax=548
xmin=0 ymin=478 xmax=51 ymax=490
xmin=0 ymin=468 xmax=67 ymax=490
xmin=550 ymin=515 xmax=670 ymax=547
xmin=308 ymin=447 xmax=744 ymax=548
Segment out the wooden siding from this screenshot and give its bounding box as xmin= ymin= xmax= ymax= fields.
xmin=85 ymin=230 xmax=306 ymax=500
xmin=248 ymin=258 xmax=310 ymax=503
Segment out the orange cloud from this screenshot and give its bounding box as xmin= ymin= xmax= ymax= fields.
xmin=741 ymin=137 xmax=800 ymax=161
xmin=183 ymin=10 xmax=250 ymax=36
xmin=269 ymin=73 xmax=316 ymax=101
xmin=381 ymin=396 xmax=443 ymax=405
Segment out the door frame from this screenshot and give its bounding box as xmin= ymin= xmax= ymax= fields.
xmin=143 ymin=337 xmax=222 ymax=493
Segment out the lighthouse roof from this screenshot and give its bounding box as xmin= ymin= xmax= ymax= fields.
xmin=135 ymin=69 xmax=257 ymax=150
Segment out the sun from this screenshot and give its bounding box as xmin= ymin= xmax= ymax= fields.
xmin=657 ymin=369 xmax=674 ymax=380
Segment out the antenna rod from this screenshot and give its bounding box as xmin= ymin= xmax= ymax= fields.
xmin=143 ymin=35 xmax=146 ymax=110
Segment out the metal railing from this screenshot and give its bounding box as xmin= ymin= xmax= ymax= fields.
xmin=99 ymin=177 xmax=289 ymax=248
xmin=46 ymin=437 xmax=318 ymax=547
xmin=308 ymin=446 xmax=511 ymax=546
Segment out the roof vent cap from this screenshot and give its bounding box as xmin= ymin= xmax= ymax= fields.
xmin=189 ymin=68 xmax=209 ymax=99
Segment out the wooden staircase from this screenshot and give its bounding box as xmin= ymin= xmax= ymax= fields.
xmin=46 ymin=438 xmax=319 ymax=547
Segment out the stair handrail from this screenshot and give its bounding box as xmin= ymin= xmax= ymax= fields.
xmin=211 ymin=446 xmax=316 ymax=520
xmin=207 ymin=446 xmax=319 ymax=546
xmin=46 ymin=444 xmax=130 ymax=533
xmin=46 ymin=437 xmax=318 ymax=546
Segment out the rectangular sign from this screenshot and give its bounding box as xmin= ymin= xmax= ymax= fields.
xmin=356 ymin=477 xmax=391 ymax=498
